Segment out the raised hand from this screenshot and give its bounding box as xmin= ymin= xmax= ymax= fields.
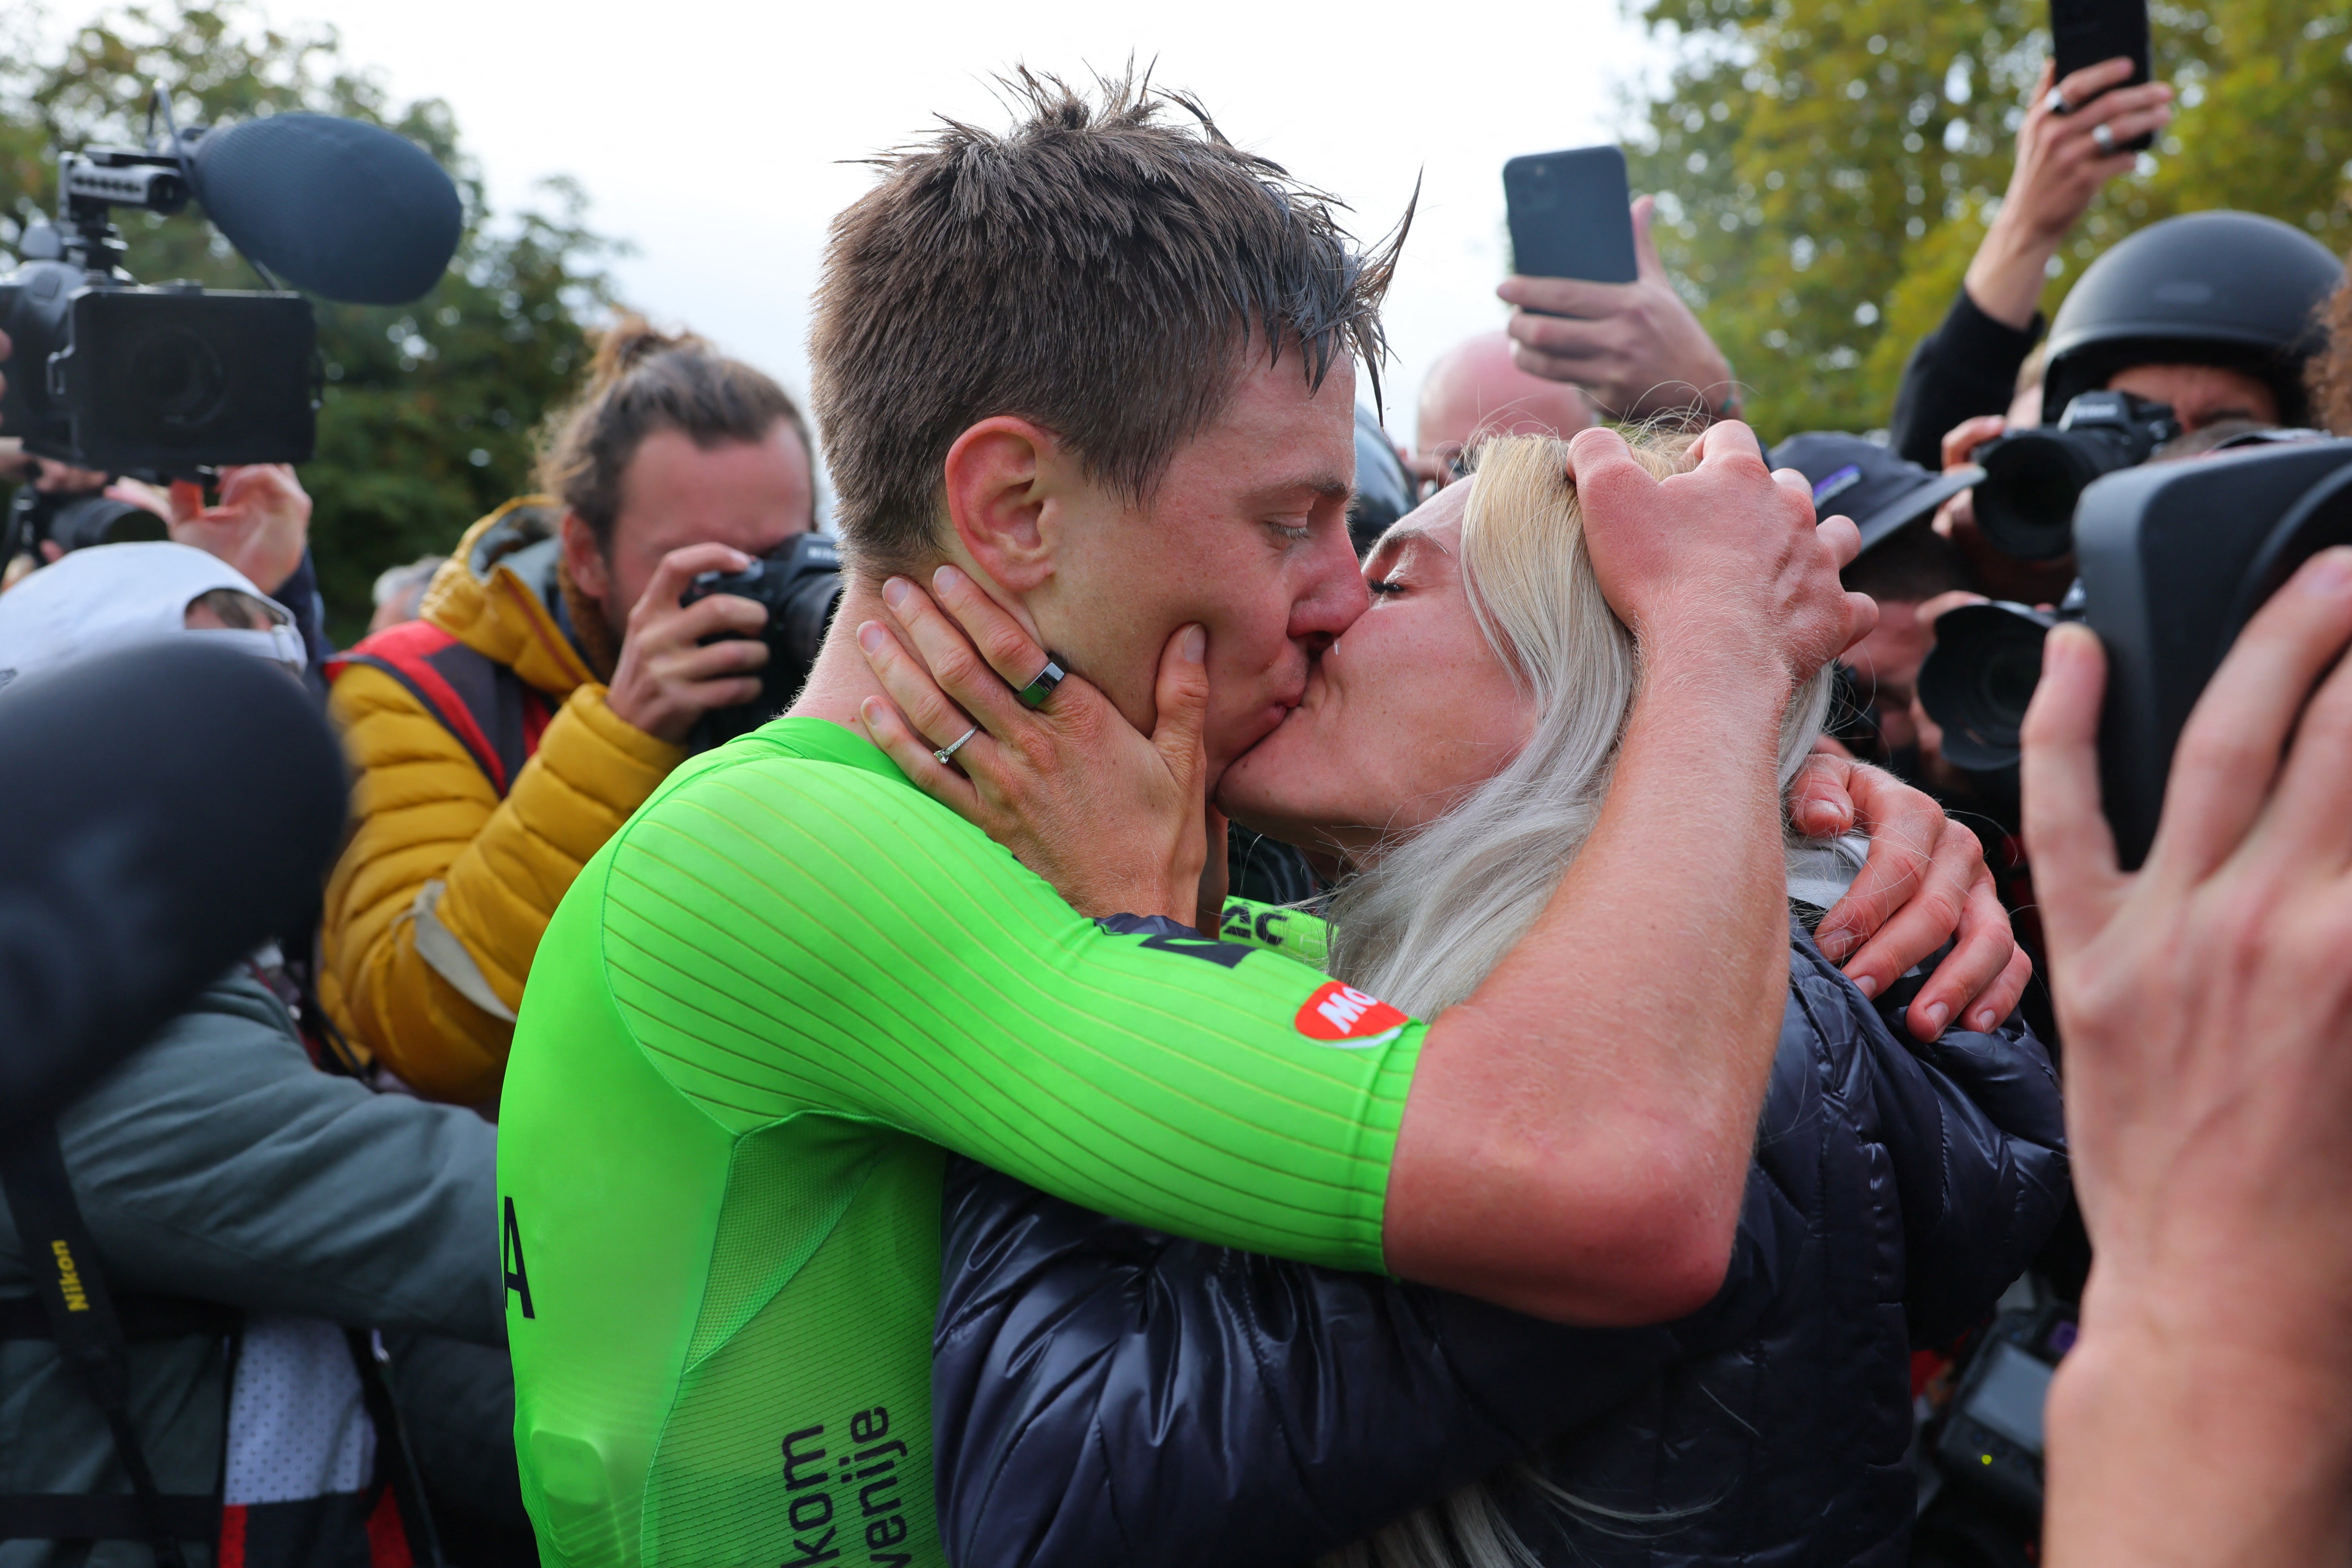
xmin=163 ymin=464 xmax=313 ymax=593
xmin=1499 ymin=195 xmax=1738 ymax=422
xmin=1965 ymin=58 xmax=2173 ymax=330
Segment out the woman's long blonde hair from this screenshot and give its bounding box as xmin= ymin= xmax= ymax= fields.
xmin=1316 ymin=433 xmax=1832 ymax=1568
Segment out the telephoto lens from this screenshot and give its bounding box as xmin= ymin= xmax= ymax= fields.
xmin=1973 ymin=392 xmax=2180 ymax=561
xmin=1915 ymin=590 xmax=2082 ymax=773
xmin=45 ymin=494 xmax=168 ymax=552
xmin=5 ymin=486 xmax=169 ymax=557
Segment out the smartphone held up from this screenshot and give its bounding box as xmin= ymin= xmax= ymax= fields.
xmin=2051 ymin=0 xmax=2155 ymax=151
xmin=1503 ymin=145 xmax=1638 ymax=289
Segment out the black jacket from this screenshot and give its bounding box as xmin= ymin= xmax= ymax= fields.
xmin=932 ymin=928 xmax=2068 ymax=1568
xmin=1888 ymin=288 xmax=2045 ymax=466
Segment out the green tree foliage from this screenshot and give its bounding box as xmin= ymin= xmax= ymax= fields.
xmin=1624 ymin=0 xmax=2352 ymax=439
xmin=0 ymin=3 xmax=619 ymax=637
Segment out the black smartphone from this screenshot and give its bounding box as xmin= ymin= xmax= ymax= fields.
xmin=2051 ymin=0 xmax=2154 ymax=151
xmin=1503 ymin=145 xmax=1637 ymax=286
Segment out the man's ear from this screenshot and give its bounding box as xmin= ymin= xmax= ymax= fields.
xmin=942 ymin=417 xmax=1063 ymax=595
xmin=558 ymin=510 xmax=612 ymax=603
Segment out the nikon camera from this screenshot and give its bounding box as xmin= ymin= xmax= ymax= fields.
xmin=1920 ymin=437 xmax=2352 ymax=864
xmin=679 ymin=534 xmax=845 ymax=746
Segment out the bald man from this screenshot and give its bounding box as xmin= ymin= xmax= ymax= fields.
xmin=1414 ymin=329 xmax=1597 ymax=485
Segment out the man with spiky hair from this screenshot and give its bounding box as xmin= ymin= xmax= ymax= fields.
xmin=495 ymin=73 xmax=2013 ymax=1568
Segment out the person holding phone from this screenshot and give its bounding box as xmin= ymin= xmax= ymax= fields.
xmin=1887 ymin=55 xmax=2174 ymax=465
xmin=1497 ymin=189 xmax=1742 ymax=423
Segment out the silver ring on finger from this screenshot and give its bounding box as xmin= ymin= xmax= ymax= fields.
xmin=1016 ymin=654 xmax=1069 ymax=710
xmin=2092 ymin=121 xmax=2117 ymax=154
xmin=2046 ymin=87 xmax=2072 ymax=114
xmin=934 ymin=726 xmax=978 ymax=767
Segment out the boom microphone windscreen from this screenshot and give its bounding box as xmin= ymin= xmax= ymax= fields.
xmin=190 ymin=113 xmax=463 ymax=305
xmin=0 ymin=642 xmax=348 ymax=1128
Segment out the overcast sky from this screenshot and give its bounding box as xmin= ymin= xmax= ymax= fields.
xmin=78 ymin=0 xmax=1662 ymax=452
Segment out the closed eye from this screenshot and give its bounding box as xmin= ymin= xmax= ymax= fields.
xmin=1368 ymin=577 xmax=1404 ymax=596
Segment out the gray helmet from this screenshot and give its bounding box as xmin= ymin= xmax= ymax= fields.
xmin=1349 ymin=403 xmax=1416 ymax=559
xmin=2041 ymin=211 xmax=2343 ymax=426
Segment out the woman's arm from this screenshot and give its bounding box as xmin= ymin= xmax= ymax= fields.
xmin=1791 ymin=945 xmax=2069 ymax=1347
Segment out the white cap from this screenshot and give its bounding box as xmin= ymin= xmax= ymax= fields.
xmin=0 ymin=542 xmax=307 ymax=691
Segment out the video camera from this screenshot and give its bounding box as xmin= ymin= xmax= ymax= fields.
xmin=679 ymin=533 xmax=845 ymax=745
xmin=0 ymin=89 xmax=461 ymax=493
xmin=1917 ymin=437 xmax=2352 ymax=865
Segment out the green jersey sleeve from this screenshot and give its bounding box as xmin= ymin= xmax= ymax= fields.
xmin=597 ymin=717 xmax=1421 ymax=1271
xmin=1217 ymin=896 xmax=1330 ymax=968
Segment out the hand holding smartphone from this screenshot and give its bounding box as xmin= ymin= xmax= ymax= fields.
xmin=2050 ymin=0 xmax=2155 ymax=151
xmin=1503 ymin=145 xmax=1639 ymax=287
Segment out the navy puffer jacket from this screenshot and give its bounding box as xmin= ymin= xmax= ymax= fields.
xmin=932 ymin=926 xmax=2068 ymax=1568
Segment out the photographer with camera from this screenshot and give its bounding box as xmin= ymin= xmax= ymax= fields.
xmin=2023 ymin=546 xmax=2352 ymax=1568
xmin=319 ymin=318 xmax=817 ymax=1106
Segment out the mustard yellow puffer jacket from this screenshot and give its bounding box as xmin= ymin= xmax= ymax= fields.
xmin=320 ymin=500 xmax=687 ymax=1104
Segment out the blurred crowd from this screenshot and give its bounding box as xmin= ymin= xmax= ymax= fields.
xmin=4 ymin=44 xmax=2352 ymax=1568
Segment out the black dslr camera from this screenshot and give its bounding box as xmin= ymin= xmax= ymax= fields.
xmin=4 ymin=486 xmax=168 ymax=558
xmin=1972 ymin=390 xmax=2181 ymax=561
xmin=1919 ymin=439 xmax=2352 ymax=863
xmin=2080 ymin=437 xmax=2352 ymax=866
xmin=1915 ymin=584 xmax=2084 ymax=777
xmin=679 ymin=533 xmax=845 ymax=744
xmin=1931 ymin=1303 xmax=2076 ymax=1522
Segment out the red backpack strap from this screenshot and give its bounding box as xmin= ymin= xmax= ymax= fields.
xmin=327 ymin=622 xmax=537 ymax=798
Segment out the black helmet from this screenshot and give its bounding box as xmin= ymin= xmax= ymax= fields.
xmin=1350 ymin=403 xmax=1416 ymax=559
xmin=2042 ymin=211 xmax=2343 ymax=426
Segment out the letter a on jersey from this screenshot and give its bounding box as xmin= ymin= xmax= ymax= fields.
xmin=1293 ymin=980 xmax=1408 ymax=1048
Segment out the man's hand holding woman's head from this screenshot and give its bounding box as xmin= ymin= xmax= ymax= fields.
xmin=1568 ymin=419 xmax=1874 ymax=688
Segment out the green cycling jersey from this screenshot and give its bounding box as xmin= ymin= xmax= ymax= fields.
xmin=498 ymin=717 xmax=1428 ymax=1567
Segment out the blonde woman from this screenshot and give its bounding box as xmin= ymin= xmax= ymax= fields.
xmin=868 ymin=434 xmax=2066 ymax=1568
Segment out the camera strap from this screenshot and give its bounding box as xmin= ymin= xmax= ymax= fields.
xmin=0 ymin=1116 xmax=218 ymax=1564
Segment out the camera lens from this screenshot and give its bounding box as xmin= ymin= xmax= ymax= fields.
xmin=1916 ymin=602 xmax=2062 ymax=773
xmin=127 ymin=327 xmax=229 ymax=431
xmin=1975 ymin=435 xmax=2101 ymax=562
xmin=46 ymin=495 xmax=169 ymax=553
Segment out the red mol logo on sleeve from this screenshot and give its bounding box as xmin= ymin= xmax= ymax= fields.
xmin=1294 ymin=980 xmax=1408 ymax=1048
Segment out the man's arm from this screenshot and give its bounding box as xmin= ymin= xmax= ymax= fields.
xmin=52 ymin=984 xmax=503 ymax=1343
xmin=323 ymin=665 xmax=683 ymax=1102
xmin=621 ymin=423 xmax=1864 ymax=1325
xmin=2022 ymin=551 xmax=2352 ymax=1567
xmin=1383 ymin=424 xmax=1868 ymax=1321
